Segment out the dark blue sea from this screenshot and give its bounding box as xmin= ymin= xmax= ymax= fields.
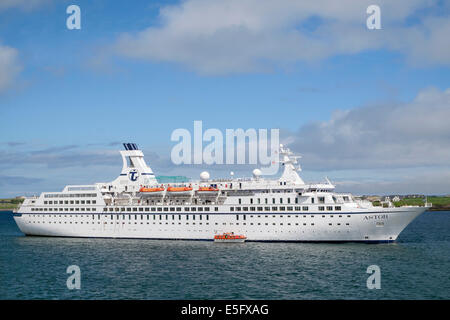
xmin=0 ymin=210 xmax=449 ymax=300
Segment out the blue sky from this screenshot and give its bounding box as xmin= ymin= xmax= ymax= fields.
xmin=1 ymin=0 xmax=450 ymax=197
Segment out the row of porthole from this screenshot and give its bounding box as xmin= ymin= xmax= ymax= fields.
xmin=27 ymin=221 xmax=350 ymax=227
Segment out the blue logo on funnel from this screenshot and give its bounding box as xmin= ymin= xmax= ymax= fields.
xmin=128 ymin=170 xmax=139 ymax=181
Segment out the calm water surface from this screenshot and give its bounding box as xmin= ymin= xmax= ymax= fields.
xmin=0 ymin=211 xmax=449 ymax=299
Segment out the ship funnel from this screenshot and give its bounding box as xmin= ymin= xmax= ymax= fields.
xmin=108 ymin=143 xmax=158 ymax=192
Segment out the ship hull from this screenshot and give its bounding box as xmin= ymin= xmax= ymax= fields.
xmin=13 ymin=206 xmax=427 ymax=242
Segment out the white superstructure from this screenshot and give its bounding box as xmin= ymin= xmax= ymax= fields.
xmin=13 ymin=143 xmax=429 ymax=242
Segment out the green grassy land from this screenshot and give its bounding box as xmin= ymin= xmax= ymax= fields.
xmin=393 ymin=196 xmax=450 ymax=210
xmin=0 ymin=198 xmax=24 ymax=210
xmin=371 ymin=196 xmax=450 ymax=210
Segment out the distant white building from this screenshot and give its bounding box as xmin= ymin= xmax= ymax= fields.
xmin=392 ymin=196 xmax=401 ymax=202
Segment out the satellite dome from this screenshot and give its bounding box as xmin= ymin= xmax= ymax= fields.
xmin=252 ymin=169 xmax=262 ymax=178
xmin=200 ymin=171 xmax=210 ymax=180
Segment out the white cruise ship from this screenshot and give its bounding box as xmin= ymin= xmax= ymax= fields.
xmin=13 ymin=143 xmax=429 ymax=242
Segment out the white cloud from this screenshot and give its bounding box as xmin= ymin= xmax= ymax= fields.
xmin=0 ymin=44 xmax=22 ymax=93
xmin=113 ymin=0 xmax=450 ymax=74
xmin=284 ymin=87 xmax=450 ymax=171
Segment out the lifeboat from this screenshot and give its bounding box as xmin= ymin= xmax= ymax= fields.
xmin=198 ymin=186 xmax=219 ymax=194
xmin=139 ymin=186 xmax=165 ymax=195
xmin=214 ymin=232 xmax=246 ymax=243
xmin=166 ymin=186 xmax=193 ymax=195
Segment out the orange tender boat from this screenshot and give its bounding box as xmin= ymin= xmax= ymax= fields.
xmin=198 ymin=187 xmax=219 ymax=192
xmin=167 ymin=186 xmax=193 ymax=192
xmin=214 ymin=232 xmax=246 ymax=243
xmin=139 ymin=187 xmax=165 ymax=193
